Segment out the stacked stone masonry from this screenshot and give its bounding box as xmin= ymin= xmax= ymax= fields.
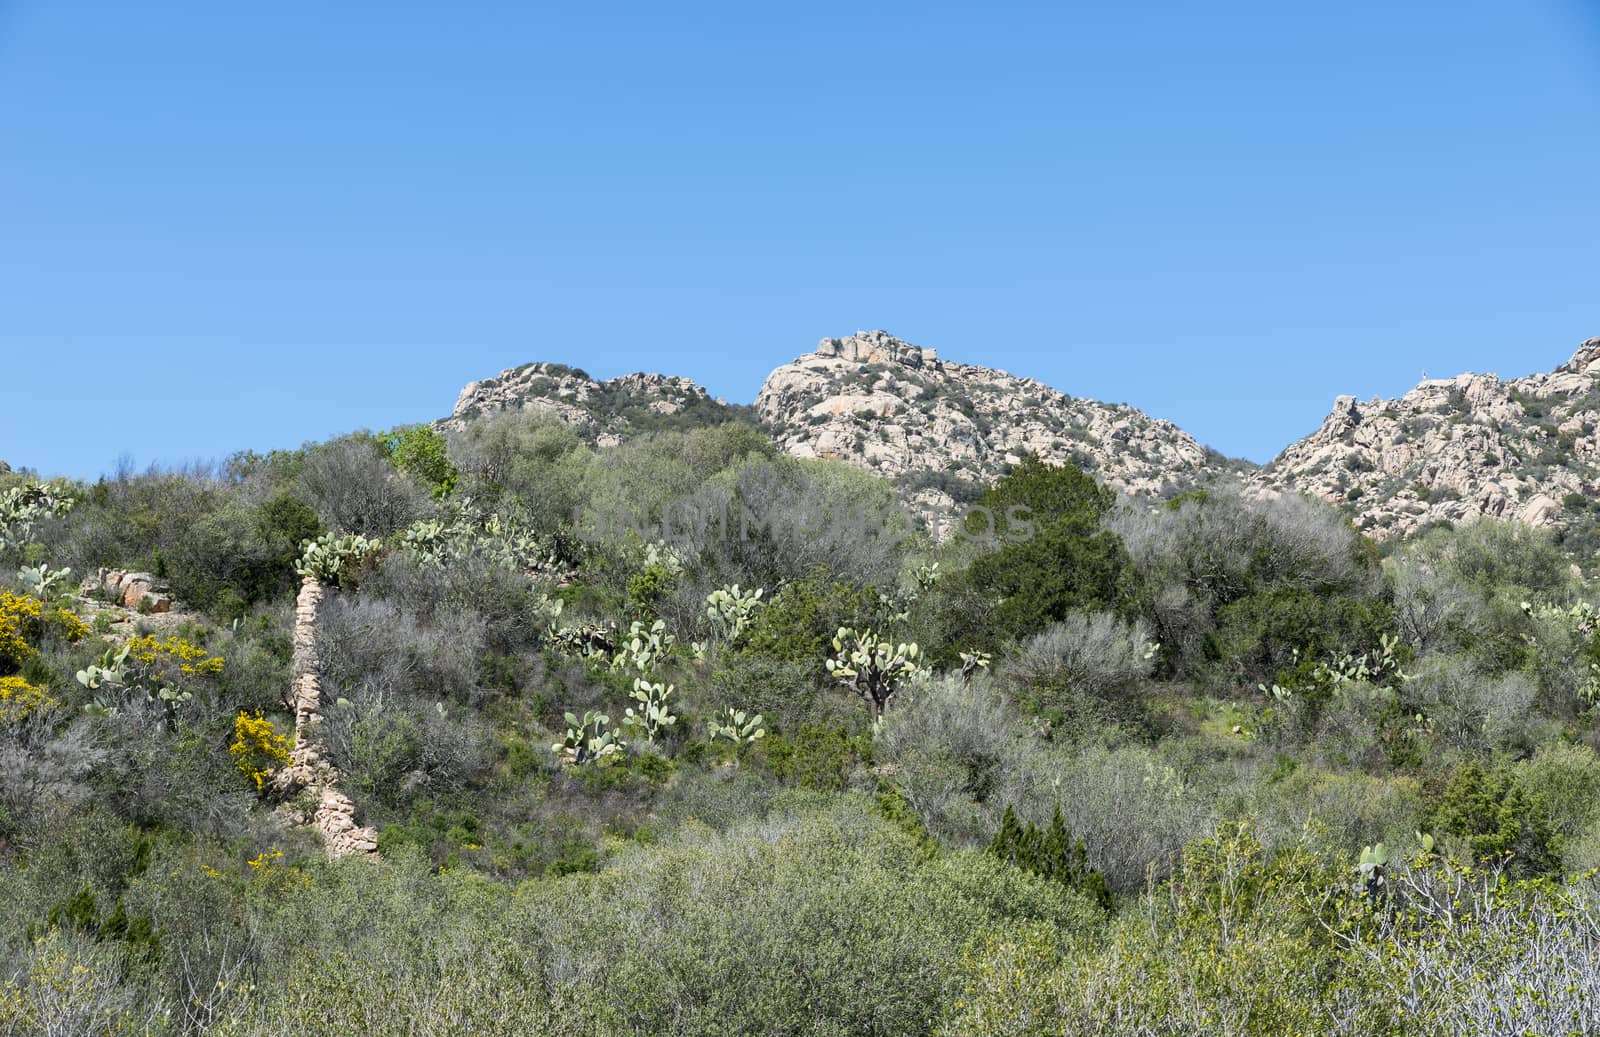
xmin=271 ymin=576 xmax=379 ymax=859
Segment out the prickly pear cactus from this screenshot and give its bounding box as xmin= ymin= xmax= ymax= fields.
xmin=552 ymin=710 xmax=625 ymax=765
xmin=707 ymin=708 xmax=766 ymax=745
xmin=623 ymin=678 xmax=677 ymax=744
xmin=826 ymin=627 xmax=929 ymax=720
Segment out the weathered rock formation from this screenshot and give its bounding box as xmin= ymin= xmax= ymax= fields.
xmin=82 ymin=568 xmax=172 ymax=613
xmin=272 ymin=576 xmax=378 ymax=860
xmin=441 ymin=330 xmax=1600 ymax=542
xmin=442 ymin=332 xmax=1235 ymax=512
xmin=440 ymin=362 xmax=745 ymax=446
xmin=755 ymin=330 xmax=1231 ymax=508
xmin=1255 ymin=338 xmax=1600 ymax=538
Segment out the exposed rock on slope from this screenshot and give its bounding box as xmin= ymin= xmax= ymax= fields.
xmin=440 ymin=333 xmax=1600 ymax=542
xmin=82 ymin=568 xmax=172 ymax=613
xmin=441 ymin=362 xmax=748 ymax=446
xmin=1255 ymin=338 xmax=1600 ymax=539
xmin=755 ymin=331 xmax=1231 ymax=504
xmin=443 ymin=333 xmax=1234 ymax=510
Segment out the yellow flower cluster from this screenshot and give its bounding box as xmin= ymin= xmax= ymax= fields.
xmin=125 ymin=634 xmax=224 ymax=676
xmin=247 ymin=849 xmax=286 ymax=873
xmin=0 ymin=676 xmax=51 ymax=723
xmin=0 ymin=592 xmax=41 ymax=666
xmin=58 ymin=611 xmax=89 ymax=642
xmin=230 ymin=710 xmax=290 ymax=792
xmin=0 ymin=591 xmax=87 ymax=668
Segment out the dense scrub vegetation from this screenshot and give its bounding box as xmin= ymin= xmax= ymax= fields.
xmin=5 ymin=410 xmax=1600 ymax=1034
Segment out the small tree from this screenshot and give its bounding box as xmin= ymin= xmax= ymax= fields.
xmin=959 ymin=455 xmax=1130 ymax=646
xmin=380 ymin=424 xmax=459 ymax=499
xmin=989 ymin=804 xmax=1112 ymax=911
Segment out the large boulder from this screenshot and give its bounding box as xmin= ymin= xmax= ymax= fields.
xmin=83 ymin=568 xmax=173 ymax=613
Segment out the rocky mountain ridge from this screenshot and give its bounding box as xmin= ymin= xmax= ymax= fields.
xmin=754 ymin=331 xmax=1232 ymax=509
xmin=441 ymin=331 xmax=1600 ymax=541
xmin=441 ymin=362 xmax=748 ymax=445
xmin=1253 ymin=338 xmax=1600 ymax=539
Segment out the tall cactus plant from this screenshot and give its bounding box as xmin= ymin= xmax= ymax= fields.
xmin=623 ymin=678 xmax=678 ymax=744
xmin=704 ymin=584 xmax=764 ymax=645
xmin=707 ymin=708 xmax=765 ymax=745
xmin=294 ymin=532 xmax=382 ymax=587
xmin=611 ymin=619 xmax=675 ymax=674
xmin=552 ymin=711 xmax=625 ymax=765
xmin=0 ymin=483 xmax=75 ymax=553
xmin=826 ymin=627 xmax=929 ymax=721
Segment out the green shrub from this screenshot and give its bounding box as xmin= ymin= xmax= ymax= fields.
xmin=956 ymin=456 xmax=1130 ymax=647
xmin=510 ymin=797 xmax=1100 ymax=1037
xmin=737 ymin=568 xmax=877 ymax=669
xmin=1212 ymin=587 xmax=1394 ymax=685
xmin=758 ymin=724 xmax=873 ymax=791
xmin=990 ymin=804 xmax=1112 ymax=911
xmin=938 ymin=822 xmax=1401 ymax=1036
xmin=380 ymin=424 xmax=459 ymax=499
xmin=1516 ymin=741 xmax=1600 ymax=849
xmin=1427 ymin=761 xmax=1561 ymax=877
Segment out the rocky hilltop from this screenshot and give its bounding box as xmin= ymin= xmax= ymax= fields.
xmin=441 ymin=362 xmax=748 ymax=446
xmin=1255 ymin=338 xmax=1600 ymax=538
xmin=443 ymin=332 xmax=1235 ymax=509
xmin=755 ymin=330 xmax=1232 ymax=506
xmin=441 ymin=332 xmax=1600 ymax=542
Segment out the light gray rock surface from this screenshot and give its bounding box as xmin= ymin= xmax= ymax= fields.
xmin=441 ymin=362 xmax=731 ymax=447
xmin=755 ymin=330 xmax=1228 ymax=505
xmin=1254 ymin=338 xmax=1600 ymax=538
xmin=441 ymin=331 xmax=1600 ymax=542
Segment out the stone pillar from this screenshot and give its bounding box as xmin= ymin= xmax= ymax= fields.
xmin=274 ymin=575 xmax=378 ymax=860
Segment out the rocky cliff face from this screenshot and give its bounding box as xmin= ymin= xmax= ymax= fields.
xmin=442 ymin=362 xmax=745 ymax=446
xmin=755 ymin=331 xmax=1230 ymax=506
xmin=1254 ymin=338 xmax=1600 ymax=538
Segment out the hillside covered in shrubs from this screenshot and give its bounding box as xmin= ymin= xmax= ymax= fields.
xmin=5 ymin=405 xmax=1600 ymax=1035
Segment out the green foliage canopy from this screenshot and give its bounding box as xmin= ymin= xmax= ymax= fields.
xmin=959 ymin=455 xmax=1131 ymax=646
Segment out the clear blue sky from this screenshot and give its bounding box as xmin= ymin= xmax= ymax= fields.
xmin=3 ymin=1 xmax=1597 ymax=479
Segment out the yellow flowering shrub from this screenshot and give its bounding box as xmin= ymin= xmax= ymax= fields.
xmin=125 ymin=634 xmax=224 ymax=676
xmin=54 ymin=611 xmax=90 ymax=642
xmin=0 ymin=591 xmax=87 ymax=669
xmin=0 ymin=676 xmax=51 ymax=723
xmin=245 ymin=845 xmax=309 ymax=892
xmin=0 ymin=592 xmax=41 ymax=667
xmin=231 ymin=711 xmax=291 ymax=792
xmin=247 ymin=849 xmax=286 ymax=873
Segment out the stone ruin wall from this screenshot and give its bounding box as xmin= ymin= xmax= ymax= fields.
xmin=271 ymin=576 xmax=378 ymax=859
